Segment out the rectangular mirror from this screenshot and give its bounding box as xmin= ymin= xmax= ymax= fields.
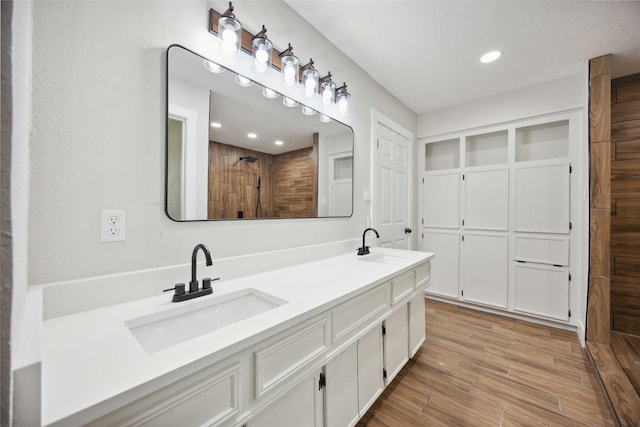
xmin=166 ymin=45 xmax=354 ymax=221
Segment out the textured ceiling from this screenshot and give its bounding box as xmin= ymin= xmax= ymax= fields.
xmin=286 ymin=1 xmax=640 ymax=114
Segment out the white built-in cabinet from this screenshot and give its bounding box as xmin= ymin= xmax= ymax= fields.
xmin=420 ymin=112 xmax=576 ymax=323
xmin=89 ymin=261 xmax=431 ymax=427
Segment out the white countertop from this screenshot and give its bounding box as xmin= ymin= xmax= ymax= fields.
xmin=42 ymin=248 xmax=434 ymax=426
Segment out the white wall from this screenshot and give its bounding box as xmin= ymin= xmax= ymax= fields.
xmin=417 ymin=73 xmax=590 ymax=339
xmin=26 ymin=1 xmax=415 ymax=292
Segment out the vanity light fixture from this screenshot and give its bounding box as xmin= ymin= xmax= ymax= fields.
xmin=480 ymin=50 xmax=502 ymax=63
xmin=300 ymin=59 xmax=319 ymax=98
xmin=235 ymin=74 xmax=254 ymax=87
xmin=319 ymin=114 xmax=331 ymax=123
xmin=319 ymin=72 xmax=336 ymax=106
xmin=218 ymin=2 xmax=242 ymax=56
xmin=282 ymin=96 xmax=298 ymax=108
xmin=208 ymin=5 xmax=353 ymax=119
xmin=280 ymin=44 xmax=299 ymax=87
xmin=336 ymin=83 xmax=351 ymax=115
xmin=301 ymin=105 xmax=316 ymax=116
xmin=203 ymin=60 xmax=224 ymax=73
xmin=251 ymin=25 xmax=272 ymax=74
xmin=262 ymin=87 xmax=279 ymax=99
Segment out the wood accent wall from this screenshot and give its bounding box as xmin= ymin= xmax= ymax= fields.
xmin=208 ymin=142 xmax=275 ymax=219
xmin=208 ymin=139 xmax=318 ymax=219
xmin=587 ymin=55 xmax=612 ymax=344
xmin=272 ymin=139 xmax=318 ymax=218
xmin=611 ymin=73 xmax=640 ymax=335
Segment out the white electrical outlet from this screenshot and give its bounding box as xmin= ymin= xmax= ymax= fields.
xmin=101 ymin=210 xmax=126 ymax=242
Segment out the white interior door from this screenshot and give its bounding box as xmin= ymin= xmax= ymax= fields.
xmin=375 ymin=121 xmax=412 ymax=249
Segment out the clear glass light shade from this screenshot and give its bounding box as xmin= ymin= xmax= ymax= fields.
xmin=281 ymin=55 xmax=299 ymax=87
xmin=262 ymin=87 xmax=279 ymax=99
xmin=320 ymin=81 xmax=336 ymax=106
xmin=302 ymin=68 xmax=319 ymax=98
xmin=252 ymin=38 xmax=272 ymax=74
xmin=282 ymin=97 xmax=298 ymax=108
xmin=301 ymin=105 xmax=316 ymax=116
xmin=319 ymin=114 xmax=331 ymax=123
xmin=218 ymin=16 xmax=242 ymax=56
xmin=337 ymin=91 xmax=351 ymax=115
xmin=234 ymin=75 xmax=253 ymax=87
xmin=203 ymin=60 xmax=224 ymax=74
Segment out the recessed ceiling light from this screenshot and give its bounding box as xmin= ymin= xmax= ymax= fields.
xmin=247 ymin=132 xmax=257 ymax=139
xmin=210 ymin=122 xmax=222 ymax=128
xmin=480 ymin=50 xmax=502 ymax=63
xmin=275 ymin=140 xmax=284 ymax=146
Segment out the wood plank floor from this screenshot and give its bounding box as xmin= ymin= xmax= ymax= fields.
xmin=357 ymin=299 xmax=616 ymax=426
xmin=611 ymin=331 xmax=640 ymax=397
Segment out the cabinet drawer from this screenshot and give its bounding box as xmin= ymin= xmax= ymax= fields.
xmin=414 ymin=262 xmax=431 ymax=288
xmin=391 ymin=271 xmax=415 ymax=304
xmin=514 ymin=236 xmax=569 ymax=266
xmin=332 ymin=284 xmax=390 ymax=342
xmin=255 ymin=317 xmax=328 ymax=398
xmin=88 ymin=363 xmax=240 ymax=427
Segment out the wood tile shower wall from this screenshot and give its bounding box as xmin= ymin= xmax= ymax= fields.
xmin=611 ymin=74 xmax=640 ymax=335
xmin=207 ymin=140 xmax=318 ymax=219
xmin=208 ymin=142 xmax=275 ymax=219
xmin=272 ymin=144 xmax=318 ymax=218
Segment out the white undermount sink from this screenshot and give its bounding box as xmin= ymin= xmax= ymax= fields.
xmin=126 ymin=288 xmax=287 ymax=354
xmin=357 ymin=251 xmax=408 ymax=265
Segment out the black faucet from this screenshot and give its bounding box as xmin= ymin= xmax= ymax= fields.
xmin=190 ymin=243 xmax=213 ymax=292
xmin=164 ymin=243 xmax=218 ymax=302
xmin=358 ymin=228 xmax=380 ymax=255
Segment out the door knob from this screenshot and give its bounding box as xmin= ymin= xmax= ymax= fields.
xmin=404 ymin=228 xmax=412 ymax=234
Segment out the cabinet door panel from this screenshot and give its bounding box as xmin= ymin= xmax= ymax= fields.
xmin=423 ymin=231 xmax=459 ymax=298
xmin=423 ymin=172 xmax=460 ymax=228
xmin=409 ymin=294 xmax=426 ymax=357
xmin=357 ymin=327 xmax=384 ymax=415
xmin=248 ymin=374 xmax=322 ymax=427
xmin=384 ymin=305 xmax=409 ymax=384
xmin=462 ymin=233 xmax=508 ymax=308
xmin=324 ymin=344 xmax=359 ymax=427
xmin=514 ymin=263 xmax=569 ymax=321
xmin=464 ymin=168 xmax=508 ymax=231
xmin=515 ymin=163 xmax=570 ymax=233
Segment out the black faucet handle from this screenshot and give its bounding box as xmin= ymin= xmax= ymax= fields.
xmin=202 ymin=277 xmax=221 ymax=290
xmin=163 ymin=283 xmax=186 ymax=296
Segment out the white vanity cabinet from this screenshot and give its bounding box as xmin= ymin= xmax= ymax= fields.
xmin=44 ymin=253 xmax=432 ymax=427
xmin=244 ymin=263 xmax=429 ymax=427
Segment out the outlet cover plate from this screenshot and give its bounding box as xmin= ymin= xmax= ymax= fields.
xmin=101 ymin=210 xmax=126 ymax=242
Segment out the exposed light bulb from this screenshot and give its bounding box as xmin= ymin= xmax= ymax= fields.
xmin=338 ymin=97 xmax=348 ymax=114
xmin=322 ymin=87 xmax=332 ymax=106
xmin=283 ymin=63 xmax=296 ymax=86
xmin=255 ymin=45 xmax=269 ymax=64
xmin=221 ymin=28 xmax=238 ymax=55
